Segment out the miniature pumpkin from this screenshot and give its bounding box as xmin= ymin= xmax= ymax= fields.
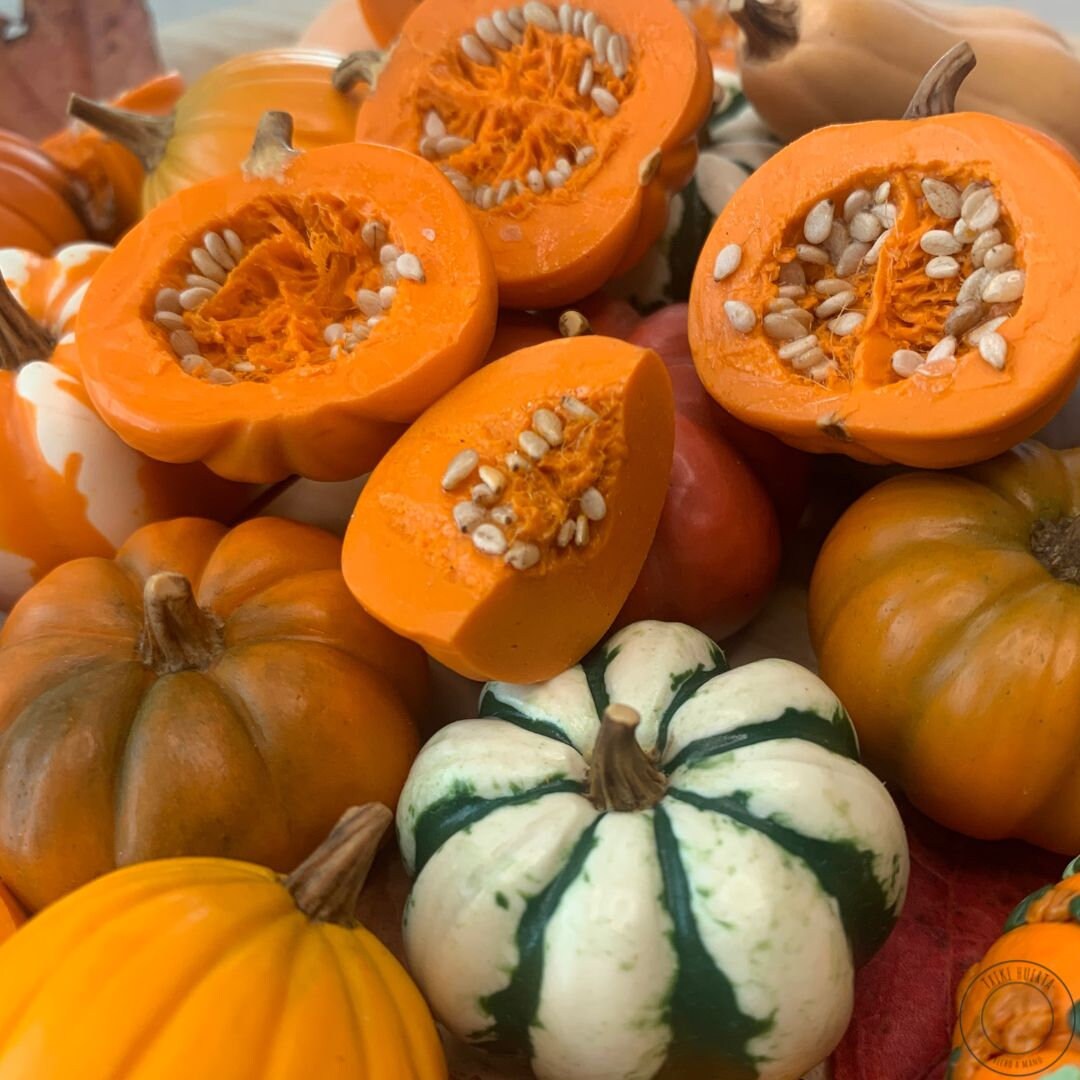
xmin=343 ymin=335 xmax=674 ymax=683
xmin=351 ymin=0 xmax=713 ymax=308
xmin=0 ymin=515 xmax=426 ymax=911
xmin=75 ymin=113 xmax=497 ymax=483
xmin=67 ymin=50 xmax=359 ymax=214
xmin=42 ymin=73 xmax=184 ymax=241
xmin=690 ymin=45 xmax=1080 ymax=468
xmin=0 ymin=244 xmax=247 ymax=610
xmin=809 ymin=441 xmax=1080 ymax=853
xmin=397 ymin=620 xmax=909 ymax=1080
xmin=732 ymin=0 xmax=1080 ymax=157
xmin=0 ymin=804 xmax=447 ymax=1079
xmin=949 ymin=855 xmax=1080 ymax=1077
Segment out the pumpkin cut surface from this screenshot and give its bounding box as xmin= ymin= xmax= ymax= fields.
xmin=352 ymin=0 xmax=713 ymax=308
xmin=75 ymin=115 xmax=497 ymax=483
xmin=343 ymin=336 xmax=674 ymax=683
xmin=689 ymin=46 xmax=1080 ymax=467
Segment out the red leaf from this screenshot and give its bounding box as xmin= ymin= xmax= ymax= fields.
xmin=834 ymin=799 xmax=1064 ymax=1080
xmin=0 ymin=0 xmax=161 ymax=139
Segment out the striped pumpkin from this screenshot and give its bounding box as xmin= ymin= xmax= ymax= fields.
xmin=397 ymin=620 xmax=909 ymax=1080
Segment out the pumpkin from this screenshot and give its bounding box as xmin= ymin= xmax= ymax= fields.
xmin=350 ymin=0 xmax=713 ymax=308
xmin=300 ymin=0 xmax=381 ymax=51
xmin=396 ymin=619 xmax=909 ymax=1080
xmin=690 ymin=44 xmax=1080 ymax=468
xmin=0 ymin=130 xmax=91 ymax=255
xmin=343 ymin=335 xmax=674 ymax=683
xmin=0 ymin=804 xmax=447 ymax=1079
xmin=685 ymin=0 xmax=740 ymax=71
xmin=41 ymin=73 xmax=185 ymax=242
xmin=75 ymin=113 xmax=497 ymax=484
xmin=67 ymin=50 xmax=359 ymax=215
xmin=0 ymin=515 xmax=427 ymax=911
xmin=732 ymin=0 xmax=1080 ymax=158
xmin=808 ymin=441 xmax=1080 ymax=853
xmin=357 ymin=0 xmax=423 ymax=47
xmin=949 ymin=855 xmax=1080 ymax=1077
xmin=0 ymin=243 xmax=248 ymax=610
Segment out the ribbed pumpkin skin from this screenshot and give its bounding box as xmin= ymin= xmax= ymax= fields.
xmin=809 ymin=442 xmax=1080 ymax=852
xmin=0 ymin=132 xmax=87 ymax=254
xmin=0 ymin=856 xmax=446 ymax=1079
xmin=0 ymin=516 xmax=424 ymax=912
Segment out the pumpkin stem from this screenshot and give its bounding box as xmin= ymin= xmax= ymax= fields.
xmin=558 ymin=310 xmax=593 ymax=338
xmin=332 ymin=50 xmax=386 ymax=94
xmin=1031 ymin=515 xmax=1080 ymax=585
xmin=728 ymin=0 xmax=799 ymax=63
xmin=66 ymin=94 xmax=174 ymax=173
xmin=0 ymin=274 xmax=54 ymax=371
xmin=243 ymin=111 xmax=301 ymax=182
xmin=902 ymin=42 xmax=977 ymax=120
xmin=139 ymin=572 xmax=225 ymax=675
xmin=285 ymin=804 xmax=393 ymax=926
xmin=588 ymin=705 xmax=667 ymax=812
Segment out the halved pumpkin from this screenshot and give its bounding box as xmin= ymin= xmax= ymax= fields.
xmin=352 ymin=0 xmax=713 ymax=308
xmin=76 ymin=115 xmax=498 ymax=484
xmin=342 ymin=335 xmax=674 ymax=682
xmin=689 ymin=45 xmax=1080 ymax=467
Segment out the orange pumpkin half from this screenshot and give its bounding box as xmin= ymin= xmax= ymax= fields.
xmin=689 ymin=45 xmax=1080 ymax=468
xmin=75 ymin=114 xmax=497 ymax=484
xmin=343 ymin=335 xmax=674 ymax=682
xmin=352 ymin=0 xmax=712 ymax=308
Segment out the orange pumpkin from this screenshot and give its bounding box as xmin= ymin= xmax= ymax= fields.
xmin=343 ymin=334 xmax=674 ymax=683
xmin=301 ymin=0 xmax=383 ymax=51
xmin=950 ymin=858 xmax=1080 ymax=1077
xmin=0 ymin=243 xmax=247 ymax=610
xmin=75 ymin=114 xmax=497 ymax=483
xmin=689 ymin=44 xmax=1080 ymax=467
xmin=352 ymin=0 xmax=713 ymax=308
xmin=42 ymin=73 xmax=184 ymax=241
xmin=686 ymin=0 xmax=741 ymax=70
xmin=809 ymin=441 xmax=1080 ymax=853
xmin=68 ymin=50 xmax=360 ymax=214
xmin=0 ymin=805 xmax=447 ymax=1079
xmin=0 ymin=515 xmax=427 ymax=911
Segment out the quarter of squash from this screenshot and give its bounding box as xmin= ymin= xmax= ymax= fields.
xmin=352 ymin=0 xmax=713 ymax=308
xmin=343 ymin=335 xmax=674 ymax=682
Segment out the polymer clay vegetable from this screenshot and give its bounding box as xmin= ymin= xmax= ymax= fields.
xmin=732 ymin=0 xmax=1080 ymax=157
xmin=0 ymin=805 xmax=447 ymax=1079
xmin=397 ymin=620 xmax=908 ymax=1080
xmin=690 ymin=45 xmax=1080 ymax=467
xmin=949 ymin=854 xmax=1080 ymax=1077
xmin=343 ymin=335 xmax=674 ymax=683
xmin=0 ymin=243 xmax=244 ymax=610
xmin=0 ymin=515 xmax=426 ymax=911
xmin=76 ymin=112 xmax=497 ymax=483
xmin=351 ymin=0 xmax=713 ymax=307
xmin=809 ymin=441 xmax=1080 ymax=853
xmin=67 ymin=50 xmax=359 ymax=214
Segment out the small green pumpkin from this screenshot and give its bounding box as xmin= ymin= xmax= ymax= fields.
xmin=397 ymin=620 xmax=908 ymax=1080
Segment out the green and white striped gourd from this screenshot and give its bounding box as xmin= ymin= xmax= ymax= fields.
xmin=397 ymin=620 xmax=909 ymax=1080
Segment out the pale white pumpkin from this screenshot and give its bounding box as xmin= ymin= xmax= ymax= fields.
xmin=398 ymin=620 xmax=908 ymax=1080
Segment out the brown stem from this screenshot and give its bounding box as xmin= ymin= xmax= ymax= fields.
xmin=242 ymin=111 xmax=301 ymax=182
xmin=286 ymin=804 xmax=393 ymax=926
xmin=902 ymin=42 xmax=977 ymax=119
xmin=728 ymin=0 xmax=799 ymax=63
xmin=1031 ymin=515 xmax=1080 ymax=584
xmin=67 ymin=94 xmax=175 ymax=172
xmin=588 ymin=705 xmax=667 ymax=812
xmin=0 ymin=274 xmax=54 ymax=370
xmin=229 ymin=475 xmax=302 ymax=525
xmin=559 ymin=310 xmax=593 ymax=338
xmin=332 ymin=50 xmax=385 ymax=94
xmin=139 ymin=573 xmax=225 ymax=675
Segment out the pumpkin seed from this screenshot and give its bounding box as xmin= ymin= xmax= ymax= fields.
xmin=766 ymin=298 xmax=796 ymax=313
xmin=545 ymin=169 xmax=566 ymax=189
xmin=957 ymin=268 xmax=992 ymax=304
xmin=442 ymin=449 xmax=479 ymax=490
xmin=724 ymin=300 xmax=757 ymax=333
xmin=574 ymin=514 xmax=590 ymax=546
xmin=453 ymin=501 xmax=486 ymax=533
xmin=477 ymin=466 xmax=505 ymax=495
xmin=792 ymin=347 xmax=827 ymax=371
xmin=713 ymin=243 xmax=742 ymax=282
xmin=778 ymin=334 xmax=819 ymax=360
xmin=232 ymin=361 xmax=255 ymax=373
xmin=796 ymin=244 xmax=829 ymax=266
xmin=185 ymin=274 xmax=220 ymax=293
xmin=191 ymin=247 xmax=227 ymax=283
xmin=835 ymin=242 xmax=870 ymax=277
xmin=964 ymin=316 xmax=1008 ymax=345
xmin=362 ymin=221 xmax=387 ymax=251
xmin=472 ymin=523 xmax=508 ymax=555
xmin=979 ymin=331 xmax=1008 ymax=370
xmin=826 ymin=221 xmax=849 ymax=265
xmin=424 ymin=110 xmax=446 ymax=139
xmin=983 ymin=244 xmax=1015 ymax=271
xmin=638 ymin=149 xmax=661 ymax=186
xmin=533 ymin=408 xmax=564 ymax=446
xmin=396 ymin=253 xmax=426 ymax=282
xmin=921 ymin=178 xmax=961 ymax=219
xmin=491 ymin=504 xmax=517 ymax=526
xmin=778 ymin=285 xmax=807 ymax=299
xmin=496 ymin=179 xmax=515 ymax=204
xmin=803 ymin=199 xmax=835 ymax=245
xmin=524 ymin=1 xmax=559 ymax=30
xmin=814 ymin=277 xmax=851 ymax=296
xmin=580 ymin=486 xmax=606 ymax=520
xmin=982 ymin=270 xmax=1025 ymax=303
xmin=155 ymin=287 xmax=182 ymax=313
xmin=437 ymin=135 xmax=472 ymax=156
xmin=154 ymin=311 xmax=185 ymax=332
xmin=809 ymin=360 xmax=836 ymax=382
xmin=592 ymin=24 xmax=610 ymax=59
xmin=471 ymin=482 xmax=497 ymax=506
xmin=508 ymin=6 xmax=526 ymax=30
xmin=843 ymin=189 xmax=872 ymax=221
xmin=505 ymin=450 xmax=532 ymax=472
xmin=572 ymin=7 xmax=585 ymax=33
xmin=170 ymin=330 xmax=199 ymax=357
xmin=223 ymin=229 xmax=244 ymax=261
xmin=527 ymin=168 xmax=545 ymax=194
xmin=590 ymin=87 xmax=619 ymax=117
xmin=324 ymin=323 xmax=346 ymax=344
xmin=849 ymin=211 xmax=883 ymax=244
xmin=920 ymin=229 xmax=962 ymax=256
xmin=962 ymin=188 xmax=1000 ymax=232
xmin=460 ymin=33 xmax=494 ymax=65
xmin=380 ymin=243 xmax=401 ymax=265
xmin=828 ymin=312 xmax=865 ymax=336
xmin=944 ymin=300 xmax=986 ymax=337
xmin=180 ymin=354 xmax=206 ymax=375
xmin=970 ymin=228 xmax=1001 ymax=267
xmin=379 ymin=286 xmax=397 ymax=309
xmin=763 ymin=313 xmax=808 ymax=340
xmin=558 ymin=2 xmax=573 ymax=31
xmin=874 ymin=203 xmax=897 ymax=228
xmin=203 ymin=232 xmax=236 ymax=271
xmin=519 ymin=430 xmax=549 ymax=460
xmin=506 ymin=541 xmax=541 ymax=570
xmin=492 ymin=9 xmax=523 ymax=43
xmin=926 ymin=336 xmax=958 ymax=364
xmin=207 ymin=367 xmax=236 ymax=385
xmin=476 ymin=15 xmax=511 ymax=48
xmin=891 ymin=349 xmax=922 ymax=378
xmin=356 ymin=289 xmax=381 ymax=317
xmin=577 ymin=58 xmax=594 ymax=96
xmin=561 ymin=394 xmax=597 ymax=420
xmin=179 ymin=287 xmax=214 ymax=310
xmin=582 ymin=10 xmax=597 ymax=38
xmin=814 ymin=291 xmax=855 ymax=319
xmin=608 ymin=35 xmax=627 ymax=77
xmin=862 ymin=230 xmax=891 ymax=266
xmin=925 ymin=256 xmax=960 ymax=280
xmin=575 ymin=146 xmax=596 ymax=166
xmin=953 ymin=218 xmax=980 ymax=244
xmin=874 ymin=181 xmax=891 ymax=204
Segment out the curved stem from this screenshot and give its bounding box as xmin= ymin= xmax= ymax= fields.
xmin=286 ymin=804 xmax=393 ymax=926
xmin=139 ymin=573 xmax=225 ymax=675
xmin=1031 ymin=515 xmax=1080 ymax=585
xmin=559 ymin=310 xmax=592 ymax=338
xmin=67 ymin=94 xmax=174 ymax=172
xmin=588 ymin=705 xmax=667 ymax=812
xmin=332 ymin=50 xmax=385 ymax=94
xmin=0 ymin=274 xmax=54 ymax=370
xmin=902 ymin=42 xmax=977 ymax=119
xmin=728 ymin=0 xmax=799 ymax=63
xmin=243 ymin=111 xmax=300 ymax=182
